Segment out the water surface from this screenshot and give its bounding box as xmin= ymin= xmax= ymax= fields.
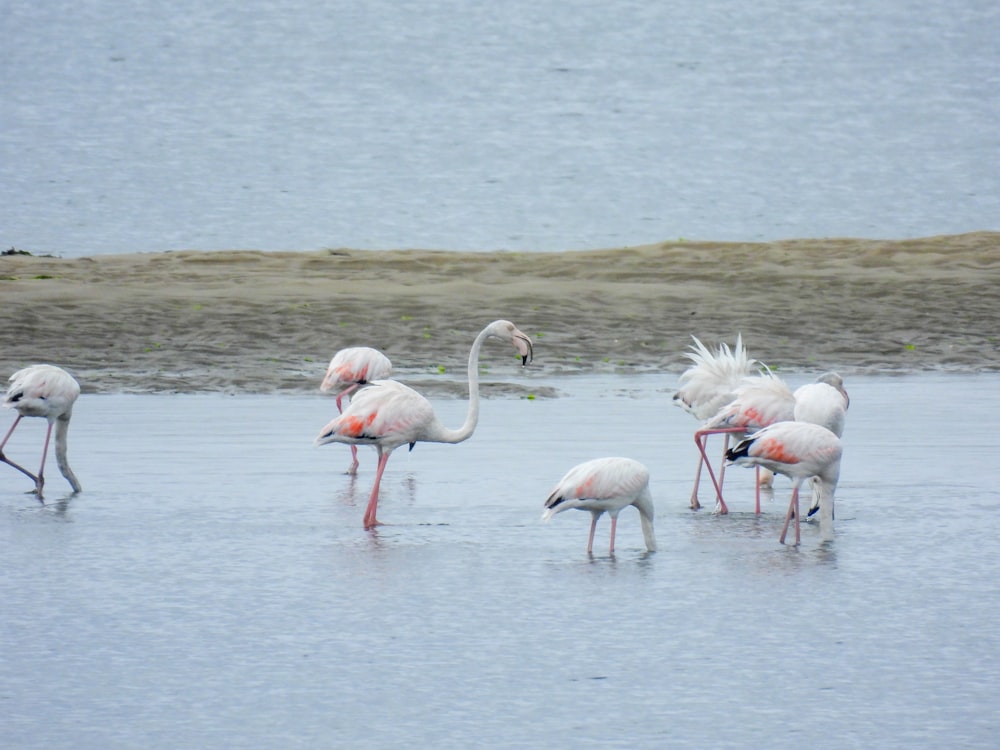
xmin=1 ymin=373 xmax=997 ymax=747
xmin=4 ymin=1 xmax=998 ymax=256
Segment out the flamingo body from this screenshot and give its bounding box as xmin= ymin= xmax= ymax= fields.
xmin=320 ymin=346 xmax=393 ymax=473
xmin=321 ymin=346 xmax=392 ymax=399
xmin=673 ymin=335 xmax=761 ymax=511
xmin=725 ymin=422 xmax=842 ymax=545
xmin=673 ymin=334 xmax=758 ymax=421
xmin=315 ymin=320 xmax=533 ymax=529
xmin=793 ymin=373 xmax=849 ymax=438
xmin=542 ymin=457 xmax=656 ymax=554
xmin=694 ymin=370 xmax=795 ymax=514
xmin=1 ymin=364 xmax=82 ymax=497
xmin=704 ymin=372 xmax=796 ymax=433
xmin=793 ymin=372 xmax=849 ymax=515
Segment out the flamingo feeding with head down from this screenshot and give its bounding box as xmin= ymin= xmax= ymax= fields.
xmin=695 ymin=369 xmax=796 ymax=514
xmin=542 ymin=457 xmax=656 ymax=555
xmin=1 ymin=364 xmax=82 ymax=498
xmin=320 ymin=346 xmax=393 ymax=474
xmin=696 ymin=369 xmax=850 ymax=514
xmin=673 ymin=334 xmax=760 ymax=510
xmin=725 ymin=421 xmax=842 ymax=545
xmin=314 ymin=320 xmax=533 ymax=529
xmin=792 ymin=372 xmax=849 ymax=515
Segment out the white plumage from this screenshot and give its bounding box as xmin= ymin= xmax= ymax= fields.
xmin=315 ymin=320 xmax=533 ymax=529
xmin=726 ymin=422 xmax=843 ymax=545
xmin=1 ymin=364 xmax=82 ymax=497
xmin=673 ymin=334 xmax=763 ymax=511
xmin=320 ymin=346 xmax=393 ymax=474
xmin=543 ymin=457 xmax=656 ymax=554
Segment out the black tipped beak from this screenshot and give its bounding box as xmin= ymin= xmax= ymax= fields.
xmin=519 ymin=336 xmax=534 ymax=366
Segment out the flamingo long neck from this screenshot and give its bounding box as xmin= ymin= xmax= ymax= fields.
xmin=54 ymin=415 xmax=81 ymax=493
xmin=430 ymin=326 xmax=491 ymax=445
xmin=635 ymin=488 xmax=657 ymax=552
xmin=816 ymin=463 xmax=840 ymax=541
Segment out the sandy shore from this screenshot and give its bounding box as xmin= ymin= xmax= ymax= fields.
xmin=2 ymin=232 xmax=998 ymax=395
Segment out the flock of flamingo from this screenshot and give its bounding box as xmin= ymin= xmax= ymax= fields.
xmin=1 ymin=321 xmax=847 ymax=553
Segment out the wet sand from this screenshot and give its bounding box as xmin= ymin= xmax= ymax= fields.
xmin=2 ymin=232 xmax=998 ymax=393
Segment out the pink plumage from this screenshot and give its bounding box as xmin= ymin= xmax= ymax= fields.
xmin=726 ymin=421 xmax=842 ymax=545
xmin=542 ymin=457 xmax=656 ymax=554
xmin=673 ymin=334 xmax=763 ymax=512
xmin=319 ymin=346 xmax=393 ymax=474
xmin=315 ymin=320 xmax=533 ymax=529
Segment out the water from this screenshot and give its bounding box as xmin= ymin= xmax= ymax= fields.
xmin=1 ymin=373 xmax=998 ymax=748
xmin=3 ymin=1 xmax=998 ymax=257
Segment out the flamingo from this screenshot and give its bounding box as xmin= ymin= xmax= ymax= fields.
xmin=319 ymin=346 xmax=393 ymax=474
xmin=793 ymin=372 xmax=849 ymax=438
xmin=725 ymin=421 xmax=842 ymax=545
xmin=314 ymin=320 xmax=533 ymax=529
xmin=697 ymin=370 xmax=850 ymax=514
xmin=793 ymin=372 xmax=849 ymax=516
xmin=696 ymin=369 xmax=796 ymax=514
xmin=1 ymin=364 xmax=82 ymax=498
xmin=673 ymin=334 xmax=760 ymax=510
xmin=542 ymin=457 xmax=656 ymax=555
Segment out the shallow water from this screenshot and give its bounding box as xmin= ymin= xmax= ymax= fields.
xmin=2 ymin=373 xmax=998 ymax=748
xmin=4 ymin=0 xmax=999 ymax=256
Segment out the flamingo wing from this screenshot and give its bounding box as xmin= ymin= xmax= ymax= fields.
xmin=321 ymin=347 xmax=392 ymax=391
xmin=315 ymin=380 xmax=434 ymax=448
xmin=543 ymin=457 xmax=649 ymax=518
xmin=4 ymin=365 xmax=80 ymax=417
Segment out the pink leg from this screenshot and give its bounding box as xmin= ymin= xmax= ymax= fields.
xmin=337 ymin=385 xmax=361 ymax=474
xmin=608 ymin=516 xmax=618 ymax=555
xmin=779 ymin=486 xmax=801 ymax=546
xmin=694 ymin=432 xmax=726 ymax=513
xmin=754 ymin=466 xmax=761 ymax=515
xmin=587 ymin=513 xmax=599 ymax=554
xmin=793 ymin=487 xmax=801 ymax=546
xmin=335 ymin=384 xmax=359 ymax=413
xmin=716 ymin=433 xmax=731 ymax=489
xmin=695 ymin=428 xmax=744 ymax=514
xmin=362 ymin=451 xmax=391 ymax=529
xmin=34 ymin=421 xmax=55 ymax=497
xmin=689 ymin=452 xmax=704 ymax=510
xmin=0 ymin=414 xmax=21 ymax=451
xmin=0 ymin=415 xmax=43 ymax=489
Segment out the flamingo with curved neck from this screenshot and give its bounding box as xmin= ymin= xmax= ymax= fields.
xmin=314 ymin=320 xmax=533 ymax=528
xmin=1 ymin=364 xmax=82 ymax=498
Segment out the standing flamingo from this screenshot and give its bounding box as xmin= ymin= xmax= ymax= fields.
xmin=314 ymin=320 xmax=533 ymax=529
xmin=793 ymin=372 xmax=849 ymax=516
xmin=542 ymin=457 xmax=656 ymax=555
xmin=697 ymin=369 xmax=850 ymax=514
xmin=1 ymin=364 xmax=82 ymax=498
xmin=320 ymin=346 xmax=393 ymax=474
xmin=696 ymin=370 xmax=796 ymax=514
xmin=725 ymin=421 xmax=842 ymax=545
xmin=673 ymin=334 xmax=760 ymax=510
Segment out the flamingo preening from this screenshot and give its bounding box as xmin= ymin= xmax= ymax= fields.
xmin=320 ymin=346 xmax=393 ymax=474
xmin=314 ymin=320 xmax=533 ymax=529
xmin=673 ymin=334 xmax=761 ymax=511
xmin=1 ymin=364 xmax=82 ymax=498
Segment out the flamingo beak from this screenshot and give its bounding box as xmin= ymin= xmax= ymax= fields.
xmin=513 ymin=331 xmax=534 ymax=365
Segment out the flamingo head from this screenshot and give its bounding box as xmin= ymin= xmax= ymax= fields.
xmin=487 ymin=320 xmax=533 ymax=366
